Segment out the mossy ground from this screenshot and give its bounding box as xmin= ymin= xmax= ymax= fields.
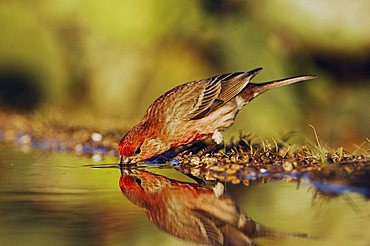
xmin=175 ymin=135 xmax=369 ymax=190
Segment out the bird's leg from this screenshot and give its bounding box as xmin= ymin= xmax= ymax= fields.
xmin=193 ymin=131 xmax=224 ymax=156
xmin=212 ymin=182 xmax=225 ymax=198
xmin=185 ymin=173 xmax=224 ymax=196
xmin=204 ymin=130 xmax=224 ymax=153
xmin=212 ymin=130 xmax=223 ymax=145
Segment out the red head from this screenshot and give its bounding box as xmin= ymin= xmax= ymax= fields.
xmin=118 ymin=123 xmax=147 ymax=162
xmin=119 ymin=169 xmax=170 ymax=208
xmin=118 ymin=122 xmax=169 ymax=163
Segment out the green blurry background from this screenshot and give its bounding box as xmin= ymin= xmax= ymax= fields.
xmin=0 ymin=0 xmax=369 ymax=149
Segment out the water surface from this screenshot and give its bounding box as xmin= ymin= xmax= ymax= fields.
xmin=0 ymin=144 xmax=369 ymax=245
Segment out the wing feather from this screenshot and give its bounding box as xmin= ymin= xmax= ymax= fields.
xmin=185 ymin=75 xmax=222 ymax=120
xmin=184 ymin=68 xmax=262 ymax=120
xmin=192 ymin=209 xmax=224 ymax=245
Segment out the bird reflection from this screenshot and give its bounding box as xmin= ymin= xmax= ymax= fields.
xmin=119 ymin=168 xmax=307 ymax=246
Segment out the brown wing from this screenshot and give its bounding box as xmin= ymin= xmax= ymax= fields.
xmin=185 ymin=74 xmax=223 ymax=120
xmin=192 ymin=209 xmax=224 ymax=245
xmin=184 ymin=67 xmax=263 ymax=120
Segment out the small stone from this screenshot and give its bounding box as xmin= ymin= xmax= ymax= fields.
xmin=92 ymin=154 xmax=102 ymax=162
xmin=75 ymin=144 xmax=83 ymax=154
xmin=230 ymin=156 xmax=237 ymax=162
xmin=190 ymin=156 xmax=200 ymax=165
xmin=210 ymin=166 xmax=226 ymax=172
xmin=226 ymin=169 xmax=237 ymax=175
xmin=19 ymin=134 xmax=32 ymax=145
xmin=282 ymin=162 xmax=294 ymax=171
xmin=231 ymin=178 xmax=241 ymax=184
xmin=259 ymin=168 xmax=267 ymax=173
xmin=91 ymin=132 xmax=103 ymax=142
xmin=230 ymin=164 xmax=241 ymax=170
xmin=242 ymin=179 xmax=250 ymax=186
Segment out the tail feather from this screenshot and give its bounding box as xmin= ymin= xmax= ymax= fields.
xmin=240 ymin=75 xmax=317 ymax=102
xmin=253 ymin=75 xmax=317 ymax=95
xmin=253 ymin=75 xmax=316 ymax=94
xmin=240 ymin=215 xmax=310 ymax=240
xmin=254 ymin=224 xmax=308 ymax=239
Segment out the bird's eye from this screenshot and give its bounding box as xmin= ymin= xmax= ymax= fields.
xmin=135 ymin=178 xmax=142 ymax=186
xmin=134 ymin=146 xmax=141 ymax=155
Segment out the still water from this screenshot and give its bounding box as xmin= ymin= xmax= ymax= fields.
xmin=0 ymin=144 xmax=369 ymax=246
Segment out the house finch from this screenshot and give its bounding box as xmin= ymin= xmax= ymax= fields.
xmin=118 ymin=68 xmax=316 ymax=163
xmin=119 ymin=169 xmax=307 ymax=245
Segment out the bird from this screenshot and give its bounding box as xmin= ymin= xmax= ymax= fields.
xmin=118 ymin=67 xmax=316 ymax=163
xmin=119 ymin=168 xmax=308 ymax=245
